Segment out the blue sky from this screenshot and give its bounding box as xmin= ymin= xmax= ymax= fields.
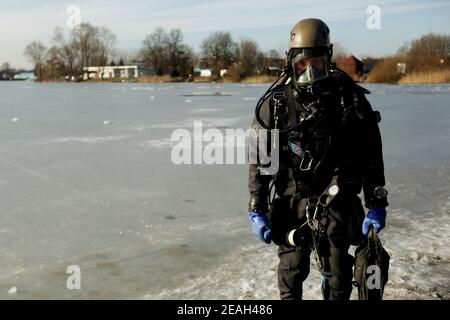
xmin=1 ymin=0 xmax=450 ymax=68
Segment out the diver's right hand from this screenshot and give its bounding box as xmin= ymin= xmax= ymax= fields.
xmin=248 ymin=211 xmax=271 ymax=244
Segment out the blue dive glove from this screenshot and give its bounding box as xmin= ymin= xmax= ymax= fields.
xmin=248 ymin=211 xmax=271 ymax=244
xmin=362 ymin=207 xmax=387 ymax=235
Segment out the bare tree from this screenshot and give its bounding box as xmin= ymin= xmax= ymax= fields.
xmin=45 ymin=46 xmax=66 ymax=79
xmin=200 ymin=31 xmax=237 ymax=77
xmin=238 ymin=38 xmax=260 ymax=78
xmin=1 ymin=62 xmax=11 ymax=72
xmin=24 ymin=41 xmax=47 ymax=81
xmin=24 ymin=23 xmax=117 ymax=81
xmin=52 ymin=27 xmax=79 ymax=77
xmin=165 ymin=28 xmax=185 ymax=77
xmin=396 ymin=42 xmax=410 ymax=58
xmin=177 ymin=45 xmax=196 ymax=77
xmin=141 ymin=27 xmax=168 ymax=75
xmin=112 ymin=49 xmax=139 ymax=66
xmin=407 ymin=33 xmax=450 ymax=71
xmin=0 ymin=62 xmax=14 ymax=79
xmin=268 ymin=49 xmax=282 ymax=62
xmin=68 ymin=23 xmax=117 ymax=79
xmin=72 ymin=23 xmax=99 ymax=69
xmin=92 ymin=26 xmax=117 ymax=67
xmin=266 ymin=49 xmax=285 ymax=70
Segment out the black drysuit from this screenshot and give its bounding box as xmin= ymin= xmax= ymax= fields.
xmin=248 ymin=70 xmax=388 ymax=300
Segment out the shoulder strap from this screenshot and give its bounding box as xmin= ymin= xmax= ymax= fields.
xmin=284 ymin=82 xmax=298 ymax=129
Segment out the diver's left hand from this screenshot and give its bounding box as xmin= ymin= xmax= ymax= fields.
xmin=362 ymin=207 xmax=387 ymax=235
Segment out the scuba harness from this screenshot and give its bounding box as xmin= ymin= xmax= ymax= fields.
xmin=256 ymin=68 xmax=340 ymax=207
xmin=256 ymin=65 xmax=375 ymax=211
xmin=256 ymin=70 xmax=343 ymax=273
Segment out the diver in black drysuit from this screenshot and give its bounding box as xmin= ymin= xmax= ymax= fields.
xmin=247 ymin=18 xmax=388 ymax=300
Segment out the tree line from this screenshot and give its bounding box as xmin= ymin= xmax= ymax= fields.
xmin=8 ymin=24 xmax=448 ymax=83
xmin=17 ymin=23 xmax=285 ymax=81
xmin=366 ymin=33 xmax=450 ymax=83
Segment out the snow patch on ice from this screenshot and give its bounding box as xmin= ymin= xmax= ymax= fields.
xmin=140 ymin=129 xmax=247 ymax=149
xmin=189 ymin=108 xmax=220 ymax=114
xmin=53 ymin=135 xmax=130 ymax=144
xmin=135 ymin=117 xmax=244 ymax=130
xmin=140 ymin=138 xmax=174 ymax=149
xmin=8 ymin=287 xmax=17 ymax=295
xmin=131 ymin=87 xmax=155 ymax=92
xmin=141 ymin=205 xmax=450 ymax=300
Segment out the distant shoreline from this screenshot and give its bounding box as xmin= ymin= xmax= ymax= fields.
xmin=2 ymin=72 xmax=450 ymax=85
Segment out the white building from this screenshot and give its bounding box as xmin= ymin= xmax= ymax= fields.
xmin=219 ymin=69 xmax=228 ymax=77
xmin=199 ymin=69 xmax=212 ymax=77
xmin=83 ymin=65 xmax=155 ymax=80
xmin=13 ymin=71 xmax=36 ymax=81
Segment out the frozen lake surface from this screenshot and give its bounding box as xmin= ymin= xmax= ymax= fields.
xmin=0 ymin=82 xmax=449 ymax=299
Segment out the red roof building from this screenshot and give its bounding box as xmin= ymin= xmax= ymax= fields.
xmin=335 ymin=55 xmax=364 ymax=81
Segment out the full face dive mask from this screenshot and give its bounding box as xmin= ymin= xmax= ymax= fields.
xmin=291 ymin=54 xmax=329 ymax=87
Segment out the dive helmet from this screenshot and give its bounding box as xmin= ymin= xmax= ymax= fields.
xmin=287 ymin=18 xmax=333 ymax=88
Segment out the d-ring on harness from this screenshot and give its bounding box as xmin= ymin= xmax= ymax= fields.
xmin=306 ymin=175 xmax=339 ymax=227
xmin=305 ymin=175 xmax=339 ymax=270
